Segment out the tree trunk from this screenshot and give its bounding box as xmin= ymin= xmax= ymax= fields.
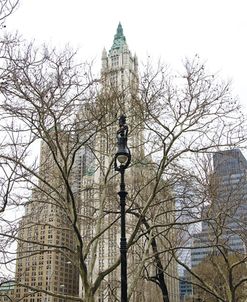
xmin=142 ymin=217 xmax=170 ymax=302
xmin=83 ymin=287 xmax=95 ymax=302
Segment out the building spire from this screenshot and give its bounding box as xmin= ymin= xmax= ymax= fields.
xmin=111 ymin=22 xmax=126 ymax=50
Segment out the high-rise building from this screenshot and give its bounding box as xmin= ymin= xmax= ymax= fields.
xmin=77 ymin=23 xmax=140 ymax=298
xmin=79 ymin=23 xmax=179 ymax=302
xmin=14 ymin=134 xmax=79 ymax=302
xmin=191 ymin=149 xmax=247 ymax=267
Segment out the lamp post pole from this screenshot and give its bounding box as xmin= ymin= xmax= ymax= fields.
xmin=114 ymin=115 xmax=131 ymax=302
xmin=119 ymin=165 xmax=127 ymax=302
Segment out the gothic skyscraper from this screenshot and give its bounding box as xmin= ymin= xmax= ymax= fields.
xmin=79 ymin=23 xmax=179 ymax=302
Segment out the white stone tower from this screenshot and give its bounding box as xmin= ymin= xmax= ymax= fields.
xmin=79 ymin=23 xmax=179 ymax=302
xmin=101 ymin=22 xmax=138 ymax=96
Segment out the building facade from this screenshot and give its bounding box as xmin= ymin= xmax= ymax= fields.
xmin=191 ymin=149 xmax=247 ymax=267
xmin=14 ymin=135 xmax=79 ymax=302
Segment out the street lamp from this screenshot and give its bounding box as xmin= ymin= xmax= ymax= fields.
xmin=114 ymin=114 xmax=131 ymax=302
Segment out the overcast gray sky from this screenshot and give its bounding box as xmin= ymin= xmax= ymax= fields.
xmin=6 ymin=0 xmax=247 ymax=109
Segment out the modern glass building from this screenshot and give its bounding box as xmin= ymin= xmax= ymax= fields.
xmin=191 ymin=149 xmax=247 ymax=267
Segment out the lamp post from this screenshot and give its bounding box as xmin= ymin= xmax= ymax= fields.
xmin=114 ymin=115 xmax=131 ymax=302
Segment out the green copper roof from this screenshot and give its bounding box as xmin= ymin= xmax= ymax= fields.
xmin=111 ymin=22 xmax=126 ymax=50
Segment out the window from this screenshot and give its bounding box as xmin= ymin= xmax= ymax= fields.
xmin=110 ymin=72 xmax=118 ymax=87
xmin=111 ymin=55 xmax=119 ymax=67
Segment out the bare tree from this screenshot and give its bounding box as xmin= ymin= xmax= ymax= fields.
xmin=192 ymin=253 xmax=247 ymax=302
xmin=0 ymin=36 xmax=246 ymax=302
xmin=0 ymin=0 xmax=19 ymax=28
xmin=122 ymin=58 xmax=247 ymax=301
